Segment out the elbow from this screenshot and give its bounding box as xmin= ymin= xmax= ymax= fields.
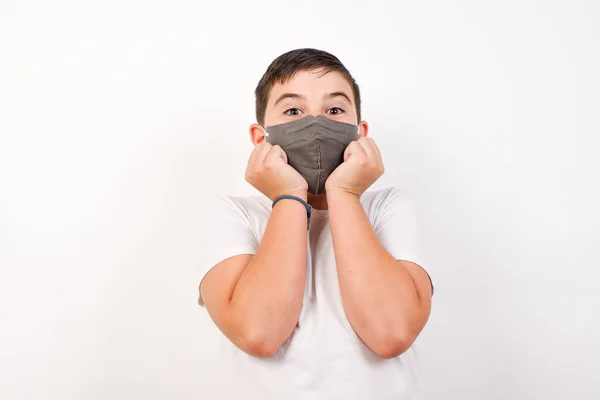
xmin=241 ymin=336 xmax=280 ymax=358
xmin=368 ymin=329 xmax=415 ymax=359
xmin=236 ymin=326 xmax=281 ymax=358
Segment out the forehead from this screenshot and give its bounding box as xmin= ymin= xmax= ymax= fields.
xmin=268 ymin=69 xmax=354 ymax=104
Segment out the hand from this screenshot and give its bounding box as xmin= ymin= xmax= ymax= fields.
xmin=325 ymin=137 xmax=384 ymax=198
xmin=245 ymin=142 xmax=308 ymax=201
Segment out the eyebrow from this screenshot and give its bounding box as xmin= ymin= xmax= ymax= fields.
xmin=325 ymin=91 xmax=353 ymax=104
xmin=273 ymin=93 xmax=306 ymax=107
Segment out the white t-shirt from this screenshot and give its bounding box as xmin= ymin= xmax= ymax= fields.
xmin=198 ymin=186 xmax=429 ymax=400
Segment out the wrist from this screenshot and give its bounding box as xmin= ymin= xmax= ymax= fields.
xmin=325 ymin=187 xmax=361 ymax=201
xmin=272 ymin=193 xmax=311 ymax=230
xmin=278 ymin=189 xmax=307 ymax=202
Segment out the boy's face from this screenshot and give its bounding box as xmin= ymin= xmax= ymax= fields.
xmin=250 ymin=69 xmax=368 ymax=144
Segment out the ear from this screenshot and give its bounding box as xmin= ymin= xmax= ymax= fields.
xmin=358 ymin=120 xmax=369 ymax=138
xmin=249 ymin=123 xmax=267 ymax=145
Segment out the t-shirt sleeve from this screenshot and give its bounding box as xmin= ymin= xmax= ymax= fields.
xmin=197 ymin=195 xmax=259 ymax=306
xmin=372 ymin=187 xmax=433 ymax=290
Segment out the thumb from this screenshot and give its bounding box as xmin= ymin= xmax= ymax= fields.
xmin=270 ymin=145 xmax=288 ymax=164
xmin=343 ymin=142 xmax=355 ymax=162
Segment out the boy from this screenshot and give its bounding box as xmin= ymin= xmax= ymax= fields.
xmin=198 ymin=48 xmax=433 ymax=399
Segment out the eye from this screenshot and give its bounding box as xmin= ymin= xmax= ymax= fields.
xmin=284 ymin=108 xmax=303 ymax=116
xmin=327 ymin=107 xmax=345 ymax=115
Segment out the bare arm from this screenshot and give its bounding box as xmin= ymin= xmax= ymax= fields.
xmin=327 ymin=189 xmax=432 ymax=358
xmin=324 ymin=136 xmax=432 ymax=359
xmin=200 ymin=141 xmax=309 ymax=357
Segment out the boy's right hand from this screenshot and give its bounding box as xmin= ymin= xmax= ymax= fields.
xmin=245 ymin=142 xmax=308 ymax=201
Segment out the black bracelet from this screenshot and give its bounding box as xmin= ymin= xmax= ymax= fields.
xmin=272 ymin=195 xmax=312 ymax=230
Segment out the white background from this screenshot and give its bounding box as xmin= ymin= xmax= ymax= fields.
xmin=1 ymin=1 xmax=599 ymax=399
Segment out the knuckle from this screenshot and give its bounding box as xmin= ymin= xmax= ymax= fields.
xmin=264 ymin=159 xmax=276 ymax=169
xmin=272 ymin=145 xmax=283 ymax=156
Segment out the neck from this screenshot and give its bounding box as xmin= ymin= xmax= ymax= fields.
xmin=307 ymin=193 xmax=328 ymax=210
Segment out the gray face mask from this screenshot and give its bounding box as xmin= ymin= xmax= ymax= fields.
xmin=265 ymin=115 xmax=360 ymax=195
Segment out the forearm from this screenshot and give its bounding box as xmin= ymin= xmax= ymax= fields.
xmin=227 ymin=196 xmax=307 ymax=353
xmin=327 ymin=189 xmax=430 ymax=357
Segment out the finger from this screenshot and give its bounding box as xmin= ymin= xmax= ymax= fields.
xmin=357 ymin=137 xmax=378 ymax=161
xmin=256 ymin=141 xmax=273 ymax=163
xmin=367 ymin=137 xmax=383 ymax=163
xmin=344 ymin=140 xmax=367 ymax=163
xmin=265 ymin=144 xmax=287 ymax=164
xmin=247 ymin=143 xmax=261 ymax=167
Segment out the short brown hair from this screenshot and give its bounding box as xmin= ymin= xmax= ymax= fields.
xmin=255 ymin=48 xmax=361 ymax=126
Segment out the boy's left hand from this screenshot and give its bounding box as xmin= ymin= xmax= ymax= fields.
xmin=325 ymin=137 xmax=384 ymax=198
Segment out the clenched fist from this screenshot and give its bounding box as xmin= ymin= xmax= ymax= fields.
xmin=245 ymin=142 xmax=308 ymax=201
xmin=325 ymin=137 xmax=384 ymax=198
